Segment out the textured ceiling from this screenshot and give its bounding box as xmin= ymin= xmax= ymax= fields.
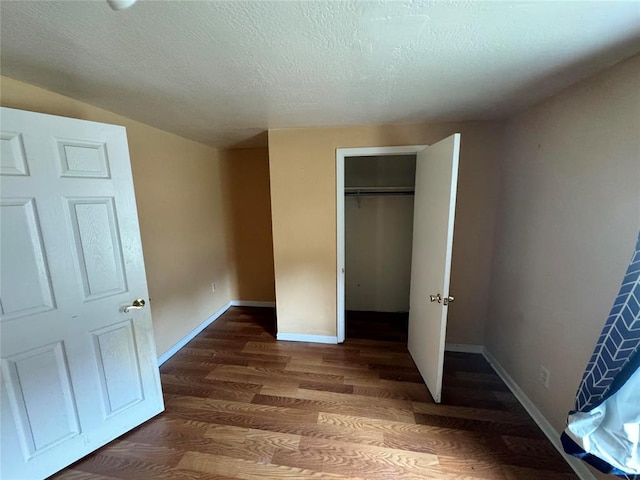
xmin=1 ymin=1 xmax=639 ymax=148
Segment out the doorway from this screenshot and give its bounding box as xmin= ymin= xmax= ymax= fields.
xmin=342 ymin=153 xmax=418 ymax=342
xmin=336 ymin=146 xmax=426 ymax=343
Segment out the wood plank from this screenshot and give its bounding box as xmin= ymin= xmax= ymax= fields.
xmin=413 ymin=412 xmax=544 ymax=438
xmin=271 ymin=436 xmax=441 ymax=480
xmin=252 ymin=393 xmax=415 ymax=423
xmin=412 ymin=401 xmax=534 ymax=425
xmin=502 ymin=465 xmax=579 ymax=480
xmin=177 ymin=451 xmax=364 ymax=479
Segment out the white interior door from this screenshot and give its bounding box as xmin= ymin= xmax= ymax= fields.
xmin=408 ymin=133 xmax=460 ymax=404
xmin=0 ymin=107 xmax=164 ymax=479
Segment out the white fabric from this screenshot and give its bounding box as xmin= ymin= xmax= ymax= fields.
xmin=566 ymin=365 xmax=640 ymax=474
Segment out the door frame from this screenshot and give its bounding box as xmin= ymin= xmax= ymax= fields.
xmin=336 ymin=145 xmax=428 ymax=343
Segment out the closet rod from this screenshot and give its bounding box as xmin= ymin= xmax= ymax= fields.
xmin=344 ymin=186 xmax=415 ymax=197
xmin=345 ymin=190 xmax=414 ymax=197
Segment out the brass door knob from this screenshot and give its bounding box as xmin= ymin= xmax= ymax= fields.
xmin=124 ymin=298 xmax=146 ymax=313
xmin=443 ymin=295 xmax=455 ymax=306
xmin=430 ymin=294 xmax=442 ymax=303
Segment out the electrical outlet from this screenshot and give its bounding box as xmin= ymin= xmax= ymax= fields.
xmin=211 ymin=282 xmax=216 ymax=293
xmin=538 ymin=365 xmax=550 ymax=389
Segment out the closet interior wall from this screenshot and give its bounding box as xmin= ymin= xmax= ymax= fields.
xmin=344 ymin=155 xmax=417 ymax=313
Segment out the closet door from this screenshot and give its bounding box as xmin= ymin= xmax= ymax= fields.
xmin=408 ymin=133 xmax=460 ymax=403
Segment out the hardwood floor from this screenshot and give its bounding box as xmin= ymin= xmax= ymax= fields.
xmin=51 ymin=307 xmax=577 ymax=479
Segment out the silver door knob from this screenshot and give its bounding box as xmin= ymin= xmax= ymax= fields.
xmin=430 ymin=294 xmax=442 ymax=303
xmin=124 ymin=298 xmax=146 ymax=313
xmin=443 ymin=295 xmax=455 ymax=306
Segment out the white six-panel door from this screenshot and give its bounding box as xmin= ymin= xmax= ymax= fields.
xmin=0 ymin=107 xmax=164 ymax=479
xmin=407 ymin=133 xmax=460 ymax=404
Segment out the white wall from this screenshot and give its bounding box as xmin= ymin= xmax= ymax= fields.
xmin=486 ymin=54 xmax=640 ymax=479
xmin=345 ymin=195 xmax=414 ymax=312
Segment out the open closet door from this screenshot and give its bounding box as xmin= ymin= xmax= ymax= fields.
xmin=408 ymin=133 xmax=460 ymax=403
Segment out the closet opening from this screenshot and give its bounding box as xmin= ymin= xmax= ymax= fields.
xmin=336 ymin=145 xmax=427 ymax=344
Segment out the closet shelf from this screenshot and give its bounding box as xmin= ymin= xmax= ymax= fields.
xmin=345 ymin=186 xmax=415 ymax=196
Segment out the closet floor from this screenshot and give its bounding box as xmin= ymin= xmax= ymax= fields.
xmin=51 ymin=306 xmax=578 ymax=480
xmin=346 ymin=310 xmax=408 ymax=342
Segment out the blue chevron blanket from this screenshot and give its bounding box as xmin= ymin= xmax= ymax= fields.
xmin=562 ymin=230 xmax=640 ymax=477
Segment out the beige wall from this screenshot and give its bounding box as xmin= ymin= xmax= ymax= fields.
xmin=1 ymin=76 xmax=233 ymax=357
xmin=221 ymin=147 xmax=276 ymax=302
xmin=486 ymin=54 xmax=640 ymax=480
xmin=268 ymin=122 xmax=504 ymax=341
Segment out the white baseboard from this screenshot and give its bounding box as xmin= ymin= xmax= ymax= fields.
xmin=445 ymin=343 xmax=486 ymax=354
xmin=230 ymin=300 xmax=276 ymax=308
xmin=157 ymin=301 xmax=231 ymax=366
xmin=276 ymin=332 xmax=338 ymax=344
xmin=482 ymin=349 xmax=596 ymax=480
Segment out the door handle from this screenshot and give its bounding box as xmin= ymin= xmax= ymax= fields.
xmin=429 ymin=294 xmax=454 ymax=305
xmin=123 ymin=298 xmax=146 ymax=313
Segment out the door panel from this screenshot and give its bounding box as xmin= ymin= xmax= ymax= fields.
xmin=408 ymin=133 xmax=460 ymax=404
xmin=0 ymin=107 xmax=164 ymax=479
xmin=57 ymin=138 xmax=111 ymax=178
xmin=0 ymin=198 xmax=56 ymax=318
xmin=0 ymin=131 xmax=29 ymax=176
xmin=3 ymin=342 xmax=80 ymax=457
xmin=67 ymin=197 xmax=128 ymax=299
xmin=91 ymin=319 xmax=144 ymax=417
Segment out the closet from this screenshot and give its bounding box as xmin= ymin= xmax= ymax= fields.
xmin=344 ymin=154 xmax=417 ymax=340
xmin=337 ymin=134 xmax=460 ymax=403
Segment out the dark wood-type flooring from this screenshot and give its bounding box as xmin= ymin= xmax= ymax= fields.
xmin=52 ymin=307 xmax=577 ymax=479
xmin=346 ymin=310 xmax=408 ymax=343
